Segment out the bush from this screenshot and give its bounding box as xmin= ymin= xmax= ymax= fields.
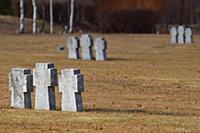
xmin=0 ymin=0 xmax=13 ymax=15
xmin=95 ymin=9 xmax=159 ymax=33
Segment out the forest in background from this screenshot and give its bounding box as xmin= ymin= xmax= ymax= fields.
xmin=0 ymin=0 xmax=200 ymax=33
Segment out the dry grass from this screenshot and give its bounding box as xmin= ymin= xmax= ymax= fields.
xmin=0 ymin=15 xmax=64 ymax=34
xmin=0 ymin=32 xmax=200 ymax=132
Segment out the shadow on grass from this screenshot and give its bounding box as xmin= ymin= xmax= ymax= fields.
xmin=86 ymin=108 xmax=193 ymax=117
xmin=107 ymin=58 xmax=132 ymax=61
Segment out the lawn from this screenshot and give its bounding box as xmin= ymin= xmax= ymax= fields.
xmin=0 ymin=33 xmax=200 ymax=132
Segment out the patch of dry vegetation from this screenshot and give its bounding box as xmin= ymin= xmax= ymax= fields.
xmin=0 ymin=33 xmax=200 ymax=132
xmin=0 ymin=15 xmax=64 ymax=34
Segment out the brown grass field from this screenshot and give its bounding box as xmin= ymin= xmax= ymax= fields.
xmin=0 ymin=16 xmax=200 ymax=133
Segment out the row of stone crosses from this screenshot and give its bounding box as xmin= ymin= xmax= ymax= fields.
xmin=67 ymin=34 xmax=107 ymax=61
xmin=170 ymin=25 xmax=193 ymax=44
xmin=9 ymin=63 xmax=84 ymax=112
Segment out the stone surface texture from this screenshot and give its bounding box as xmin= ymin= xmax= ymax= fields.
xmin=67 ymin=36 xmax=80 ymax=59
xmin=33 ymin=63 xmax=57 ymax=110
xmin=9 ymin=68 xmax=33 ymax=109
xmin=80 ymin=34 xmax=93 ymax=60
xmin=185 ymin=28 xmax=193 ymax=44
xmin=178 ymin=26 xmax=185 ymax=44
xmin=59 ymin=69 xmax=84 ymax=112
xmin=94 ymin=37 xmax=107 ymax=61
xmin=170 ymin=27 xmax=177 ymax=44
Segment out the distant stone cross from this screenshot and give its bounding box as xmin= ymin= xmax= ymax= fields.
xmin=80 ymin=34 xmax=93 ymax=60
xmin=178 ymin=26 xmax=185 ymax=44
xmin=9 ymin=68 xmax=33 ymax=109
xmin=185 ymin=28 xmax=192 ymax=44
xmin=59 ymin=69 xmax=84 ymax=112
xmin=170 ymin=27 xmax=177 ymax=44
xmin=67 ymin=36 xmax=80 ymax=59
xmin=33 ymin=63 xmax=58 ymax=110
xmin=94 ymin=37 xmax=108 ymax=61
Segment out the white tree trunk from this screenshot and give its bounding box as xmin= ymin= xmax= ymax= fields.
xmin=32 ymin=0 xmax=37 ymax=34
xmin=69 ymin=0 xmax=75 ymax=33
xmin=19 ymin=0 xmax=24 ymax=33
xmin=50 ymin=0 xmax=54 ymax=34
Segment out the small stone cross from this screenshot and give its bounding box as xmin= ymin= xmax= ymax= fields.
xmin=185 ymin=28 xmax=192 ymax=44
xmin=80 ymin=34 xmax=93 ymax=60
xmin=170 ymin=27 xmax=177 ymax=44
xmin=94 ymin=37 xmax=107 ymax=61
xmin=178 ymin=26 xmax=185 ymax=44
xmin=33 ymin=63 xmax=58 ymax=110
xmin=67 ymin=36 xmax=80 ymax=59
xmin=59 ymin=69 xmax=84 ymax=112
xmin=9 ymin=68 xmax=33 ymax=109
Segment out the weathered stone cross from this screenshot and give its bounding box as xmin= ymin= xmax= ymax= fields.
xmin=9 ymin=68 xmax=33 ymax=109
xmin=67 ymin=36 xmax=80 ymax=59
xmin=59 ymin=69 xmax=84 ymax=112
xmin=170 ymin=27 xmax=177 ymax=44
xmin=178 ymin=26 xmax=185 ymax=44
xmin=185 ymin=28 xmax=192 ymax=44
xmin=94 ymin=37 xmax=107 ymax=61
xmin=80 ymin=34 xmax=93 ymax=60
xmin=33 ymin=63 xmax=58 ymax=110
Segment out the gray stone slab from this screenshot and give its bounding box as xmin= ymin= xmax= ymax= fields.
xmin=67 ymin=36 xmax=80 ymax=59
xmin=170 ymin=27 xmax=177 ymax=44
xmin=80 ymin=34 xmax=93 ymax=60
xmin=33 ymin=63 xmax=57 ymax=110
xmin=94 ymin=37 xmax=107 ymax=61
xmin=178 ymin=26 xmax=185 ymax=44
xmin=9 ymin=68 xmax=33 ymax=109
xmin=59 ymin=69 xmax=84 ymax=112
xmin=185 ymin=28 xmax=193 ymax=44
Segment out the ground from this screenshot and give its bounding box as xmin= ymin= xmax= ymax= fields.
xmin=0 ymin=33 xmax=200 ymax=133
xmin=0 ymin=16 xmax=200 ymax=133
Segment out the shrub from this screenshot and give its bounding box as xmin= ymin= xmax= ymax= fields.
xmin=95 ymin=9 xmax=159 ymax=33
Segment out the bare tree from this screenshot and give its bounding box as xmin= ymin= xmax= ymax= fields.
xmin=32 ymin=0 xmax=37 ymax=34
xmin=19 ymin=0 xmax=24 ymax=33
xmin=50 ymin=0 xmax=53 ymax=33
xmin=69 ymin=0 xmax=75 ymax=33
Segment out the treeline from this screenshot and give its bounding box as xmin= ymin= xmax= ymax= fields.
xmin=0 ymin=0 xmax=200 ymax=33
xmin=0 ymin=0 xmax=13 ymax=15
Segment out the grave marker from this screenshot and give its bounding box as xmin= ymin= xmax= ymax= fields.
xmin=59 ymin=69 xmax=84 ymax=112
xmin=185 ymin=28 xmax=193 ymax=44
xmin=67 ymin=36 xmax=80 ymax=59
xmin=170 ymin=27 xmax=177 ymax=44
xmin=178 ymin=26 xmax=185 ymax=44
xmin=33 ymin=63 xmax=57 ymax=110
xmin=80 ymin=34 xmax=93 ymax=60
xmin=9 ymin=68 xmax=33 ymax=109
xmin=94 ymin=37 xmax=107 ymax=61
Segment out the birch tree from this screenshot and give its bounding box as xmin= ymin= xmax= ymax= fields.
xmin=69 ymin=0 xmax=75 ymax=33
xmin=50 ymin=0 xmax=54 ymax=34
xmin=19 ymin=0 xmax=24 ymax=33
xmin=32 ymin=0 xmax=37 ymax=34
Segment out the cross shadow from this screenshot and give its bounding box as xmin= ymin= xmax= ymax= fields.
xmin=85 ymin=108 xmax=194 ymax=117
xmin=107 ymin=57 xmax=132 ymax=61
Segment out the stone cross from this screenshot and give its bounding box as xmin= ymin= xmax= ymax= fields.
xmin=178 ymin=26 xmax=185 ymax=44
xmin=67 ymin=36 xmax=80 ymax=59
xmin=170 ymin=27 xmax=177 ymax=44
xmin=9 ymin=68 xmax=33 ymax=109
xmin=59 ymin=69 xmax=84 ymax=112
xmin=33 ymin=63 xmax=57 ymax=110
xmin=80 ymin=34 xmax=93 ymax=60
xmin=94 ymin=37 xmax=108 ymax=61
xmin=185 ymin=28 xmax=193 ymax=44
